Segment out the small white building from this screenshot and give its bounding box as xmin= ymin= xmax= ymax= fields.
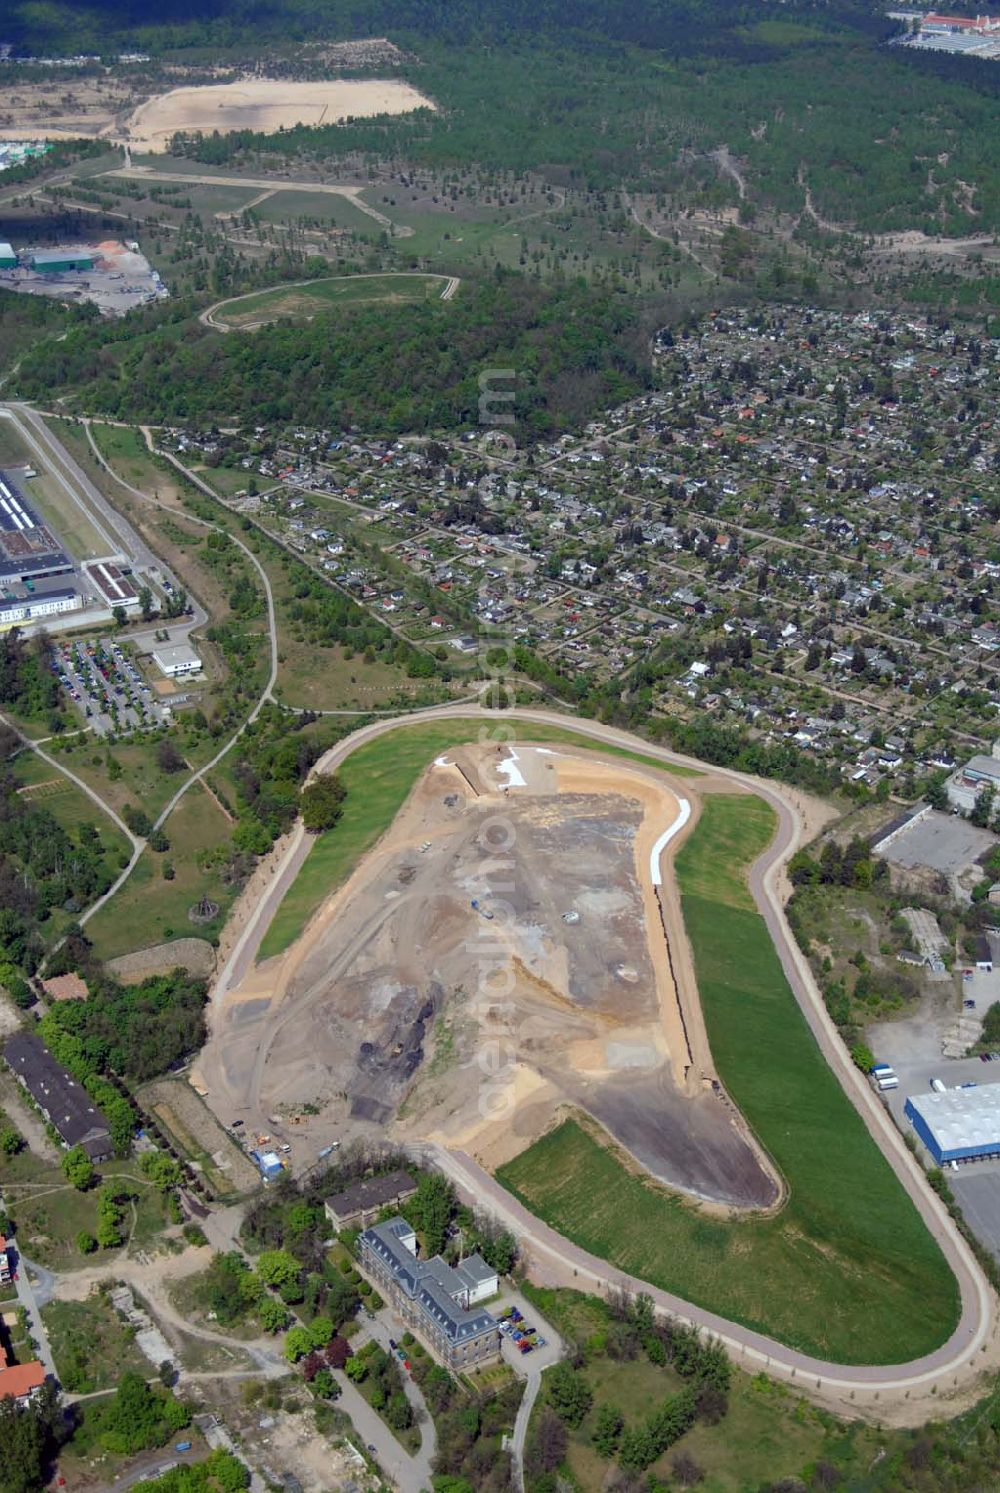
xmin=151 ymin=643 xmax=203 ymax=678
xmin=455 ymin=1254 xmax=499 ymax=1304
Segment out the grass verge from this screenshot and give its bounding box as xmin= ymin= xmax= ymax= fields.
xmin=497 ymin=795 xmax=960 ymax=1364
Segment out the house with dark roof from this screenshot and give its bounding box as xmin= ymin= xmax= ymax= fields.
xmin=4 ymin=1032 xmax=113 ymax=1162
xmin=323 ymin=1170 xmax=418 ymax=1231
xmin=359 ymin=1216 xmax=500 ymax=1370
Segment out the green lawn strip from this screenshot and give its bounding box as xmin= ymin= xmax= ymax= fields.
xmin=257 ymin=718 xmax=701 ymax=960
xmin=498 ymin=797 xmax=959 ymax=1365
xmin=674 ymin=789 xmax=771 ymax=909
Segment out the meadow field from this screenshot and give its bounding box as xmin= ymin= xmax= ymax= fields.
xmin=210 ymin=272 xmax=452 ymax=330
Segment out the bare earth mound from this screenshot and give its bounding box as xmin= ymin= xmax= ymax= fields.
xmin=125 ymin=79 xmax=435 ymax=151
xmin=199 ymin=743 xmax=779 ymax=1212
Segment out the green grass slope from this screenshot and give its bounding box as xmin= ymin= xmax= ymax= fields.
xmin=214 ymin=273 xmax=448 ymax=329
xmin=498 ymin=795 xmax=960 ymax=1364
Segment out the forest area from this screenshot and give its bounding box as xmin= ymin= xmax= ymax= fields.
xmin=4 ymin=0 xmax=1000 ymax=433
xmin=13 ymin=275 xmax=652 ymax=438
xmin=7 ymin=0 xmax=1000 ymax=236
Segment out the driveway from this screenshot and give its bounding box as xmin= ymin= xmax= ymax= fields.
xmin=491 ymin=1289 xmax=563 ymax=1493
xmin=20 ymin=1255 xmax=57 ymax=1309
xmin=331 ymin=1370 xmax=432 ymax=1493
xmin=9 ymin=1243 xmax=57 ymax=1379
xmin=350 ymin=1307 xmax=436 ymax=1490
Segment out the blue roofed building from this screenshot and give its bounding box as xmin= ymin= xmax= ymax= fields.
xmin=905 ymin=1084 xmax=1000 ymax=1165
xmin=249 ymin=1148 xmax=286 ymax=1181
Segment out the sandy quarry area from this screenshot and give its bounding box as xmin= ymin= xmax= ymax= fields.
xmin=124 ymin=79 xmax=435 ymax=151
xmin=0 ymin=74 xmax=143 ymax=144
xmin=196 ymin=741 xmax=780 ymax=1212
xmin=0 ymin=76 xmax=434 ymax=151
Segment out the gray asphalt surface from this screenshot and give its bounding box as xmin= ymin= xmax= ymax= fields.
xmin=332 ymin=1369 xmax=434 ymax=1493
xmin=210 ymin=704 xmax=995 ymax=1405
xmin=510 ymin=1371 xmax=539 ymax=1493
xmin=11 ymin=1245 xmax=57 ymax=1379
xmin=356 ymin=1307 xmax=437 ymax=1478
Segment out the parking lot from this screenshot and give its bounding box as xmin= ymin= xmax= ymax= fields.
xmin=951 ymin=1170 xmax=1000 ymax=1265
xmin=493 ymin=1289 xmax=562 ymax=1375
xmin=54 ymin=636 xmax=169 ymax=735
xmin=880 ymin=1051 xmax=995 ymax=1134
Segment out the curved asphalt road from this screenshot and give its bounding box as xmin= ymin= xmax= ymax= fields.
xmin=209 ymin=703 xmax=995 ymax=1406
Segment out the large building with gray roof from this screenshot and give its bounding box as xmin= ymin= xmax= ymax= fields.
xmin=324 ymin=1169 xmax=418 ymax=1231
xmin=4 ymin=1031 xmax=113 ymax=1162
xmin=359 ymin=1215 xmax=500 ymax=1369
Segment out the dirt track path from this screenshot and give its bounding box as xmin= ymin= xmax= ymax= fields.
xmin=200 ymin=271 xmax=461 ymax=332
xmin=103 ymin=167 xmax=403 ymax=232
xmin=52 ymin=1247 xmax=286 ymax=1376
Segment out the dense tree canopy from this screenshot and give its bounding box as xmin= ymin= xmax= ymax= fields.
xmin=39 ymin=968 xmax=207 ymax=1082
xmin=0 ymin=1383 xmax=62 ymax=1493
xmin=14 ymin=277 xmax=649 ymax=441
xmin=86 ymin=1371 xmax=190 ymax=1455
xmin=300 ymin=774 xmax=346 ymax=833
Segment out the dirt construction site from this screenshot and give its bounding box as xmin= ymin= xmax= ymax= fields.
xmin=0 ymin=76 xmax=434 ymax=150
xmin=195 ymin=742 xmax=779 ymax=1211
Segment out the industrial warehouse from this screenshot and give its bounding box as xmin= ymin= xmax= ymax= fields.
xmin=0 ymin=238 xmax=168 ymax=315
xmin=905 ymin=1084 xmax=1000 ymax=1165
xmin=0 ymin=468 xmax=83 ymax=628
xmin=0 ymin=459 xmax=173 ymax=646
